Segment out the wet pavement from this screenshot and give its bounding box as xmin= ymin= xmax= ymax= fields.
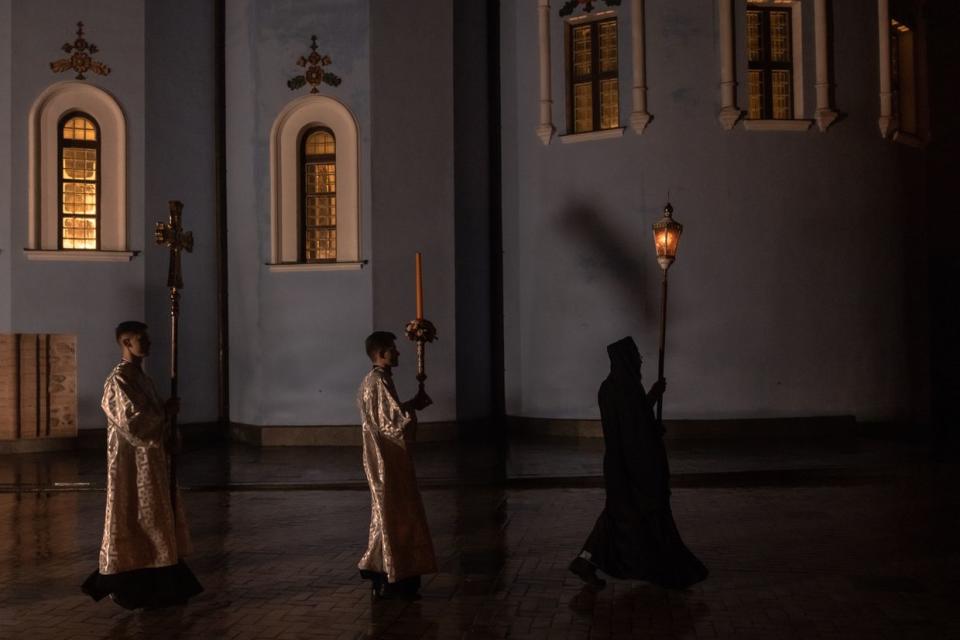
xmin=0 ymin=433 xmax=934 ymax=490
xmin=0 ymin=434 xmax=958 ymax=639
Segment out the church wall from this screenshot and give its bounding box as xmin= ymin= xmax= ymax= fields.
xmin=370 ymin=0 xmax=458 ymax=420
xmin=0 ymin=0 xmax=11 ymax=332
xmin=9 ymin=0 xmax=146 ymax=429
xmin=453 ymin=0 xmax=495 ymax=422
xmin=501 ymin=1 xmax=924 ymax=422
xmin=499 ymin=5 xmax=523 ymax=417
xmin=144 ymin=0 xmax=219 ymax=424
xmin=226 ymin=0 xmax=374 ymax=426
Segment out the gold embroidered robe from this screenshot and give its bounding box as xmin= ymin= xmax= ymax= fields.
xmin=357 ymin=366 xmax=437 ymax=582
xmin=98 ymin=361 xmax=192 ymax=575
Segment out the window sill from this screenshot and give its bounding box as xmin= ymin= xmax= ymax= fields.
xmin=742 ymin=119 xmax=813 ymax=132
xmin=558 ymin=127 xmax=625 ymax=144
xmin=266 ymin=261 xmax=367 ymax=273
xmin=23 ymin=249 xmax=139 ymax=262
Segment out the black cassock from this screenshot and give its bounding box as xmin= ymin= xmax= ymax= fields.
xmin=581 ymin=337 xmax=708 ymax=589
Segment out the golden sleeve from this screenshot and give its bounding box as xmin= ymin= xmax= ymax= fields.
xmin=373 ymin=377 xmax=414 ymax=442
xmin=101 ymin=372 xmax=167 ymax=448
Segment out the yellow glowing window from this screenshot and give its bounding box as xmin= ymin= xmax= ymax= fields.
xmin=746 ymin=8 xmax=793 ymax=120
xmin=568 ymin=17 xmax=619 ymax=133
xmin=58 ymin=114 xmax=99 ymax=249
xmin=301 ymin=128 xmax=336 ymax=262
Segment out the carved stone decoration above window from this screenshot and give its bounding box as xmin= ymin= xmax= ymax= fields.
xmin=558 ymin=0 xmax=621 ymax=17
xmin=49 ymin=22 xmax=111 ymax=80
xmin=287 ymin=35 xmax=342 ymax=94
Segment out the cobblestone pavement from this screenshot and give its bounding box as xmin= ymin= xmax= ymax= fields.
xmin=0 ymin=439 xmax=958 ymax=639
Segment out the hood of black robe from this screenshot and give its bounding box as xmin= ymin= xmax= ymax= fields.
xmin=603 ymin=336 xmax=661 ymax=436
xmin=606 ymin=336 xmax=643 ymax=386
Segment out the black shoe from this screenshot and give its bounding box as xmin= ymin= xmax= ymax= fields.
xmin=362 ymin=570 xmax=387 ymax=604
xmin=569 ymin=557 xmax=606 ymax=590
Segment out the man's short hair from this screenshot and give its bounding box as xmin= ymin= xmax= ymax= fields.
xmin=365 ymin=331 xmax=396 ymax=359
xmin=115 ymin=320 xmax=148 ymax=343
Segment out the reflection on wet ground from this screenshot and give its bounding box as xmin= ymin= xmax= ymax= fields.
xmin=0 ymin=433 xmax=935 ymax=491
xmin=0 ymin=435 xmax=957 ymax=638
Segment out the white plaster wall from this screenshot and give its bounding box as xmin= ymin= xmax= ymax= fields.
xmin=145 ymin=0 xmax=219 ymax=424
xmin=502 ymin=0 xmax=924 ymax=422
xmin=10 ymin=0 xmax=146 ymax=429
xmin=500 ymin=4 xmax=523 ymax=416
xmin=453 ymin=0 xmax=495 ymax=421
xmin=370 ymin=0 xmax=458 ymax=421
xmin=227 ymin=0 xmax=374 ymax=426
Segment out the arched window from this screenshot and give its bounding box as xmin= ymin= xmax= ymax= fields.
xmin=58 ymin=113 xmax=100 ymax=250
xmin=269 ymin=95 xmax=360 ymax=269
xmin=300 ymin=127 xmax=336 ymax=262
xmin=28 ymin=81 xmax=130 ymax=259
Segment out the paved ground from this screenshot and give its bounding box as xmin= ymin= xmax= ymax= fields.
xmin=0 ymin=435 xmax=957 ymax=639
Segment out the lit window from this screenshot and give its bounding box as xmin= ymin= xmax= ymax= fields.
xmin=58 ymin=113 xmax=99 ymax=250
xmin=890 ymin=18 xmax=918 ymax=136
xmin=270 ymin=96 xmax=360 ymax=267
xmin=300 ymin=127 xmax=336 ymax=262
xmin=747 ymin=7 xmax=793 ymax=120
xmin=567 ymin=18 xmax=619 ymax=134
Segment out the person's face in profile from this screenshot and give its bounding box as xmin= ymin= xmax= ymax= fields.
xmin=122 ymin=331 xmax=151 ymax=359
xmin=379 ymin=342 xmax=399 ymax=367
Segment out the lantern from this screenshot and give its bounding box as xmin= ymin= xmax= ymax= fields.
xmin=652 ymin=202 xmax=683 ymax=271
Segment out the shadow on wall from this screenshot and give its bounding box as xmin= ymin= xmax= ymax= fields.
xmin=557 ymin=201 xmax=658 ymax=328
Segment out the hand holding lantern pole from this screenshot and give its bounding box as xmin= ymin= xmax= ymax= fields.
xmin=651 ymin=202 xmax=683 ymax=425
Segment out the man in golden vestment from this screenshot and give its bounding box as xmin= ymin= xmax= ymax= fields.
xmin=357 ymin=331 xmax=436 ymax=600
xmin=81 ymin=321 xmax=202 ymax=609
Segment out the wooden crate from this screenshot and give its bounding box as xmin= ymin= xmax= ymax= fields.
xmin=0 ymin=334 xmax=77 ymax=440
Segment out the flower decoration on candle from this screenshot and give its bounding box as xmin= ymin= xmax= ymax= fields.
xmin=404 ymin=318 xmax=438 ymax=344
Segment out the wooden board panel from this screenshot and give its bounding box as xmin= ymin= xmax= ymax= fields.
xmin=0 ymin=336 xmax=15 ymax=440
xmin=48 ymin=335 xmax=78 ymax=436
xmin=0 ymin=334 xmax=77 ymax=441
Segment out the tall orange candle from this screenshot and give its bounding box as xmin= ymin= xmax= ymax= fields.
xmin=415 ymin=252 xmax=424 ymax=319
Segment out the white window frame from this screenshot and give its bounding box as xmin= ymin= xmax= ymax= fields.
xmin=535 ymin=0 xmax=646 ymax=145
xmin=741 ymin=0 xmax=811 ymax=131
xmin=718 ymin=0 xmax=838 ymax=132
xmin=268 ymin=95 xmax=362 ymax=271
xmin=561 ymin=10 xmax=626 ymax=140
xmin=876 ymin=0 xmax=929 ymax=146
xmin=26 ymin=81 xmax=132 ymax=261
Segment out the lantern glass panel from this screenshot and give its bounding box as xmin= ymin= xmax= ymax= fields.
xmin=653 ymin=224 xmax=681 ymax=259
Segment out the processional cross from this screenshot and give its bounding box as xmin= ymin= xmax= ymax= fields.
xmin=155 ymin=200 xmax=193 ymax=399
xmin=155 ymin=201 xmax=193 ymax=502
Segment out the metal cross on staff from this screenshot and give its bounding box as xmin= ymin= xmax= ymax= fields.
xmin=155 ymin=201 xmax=193 ymax=503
